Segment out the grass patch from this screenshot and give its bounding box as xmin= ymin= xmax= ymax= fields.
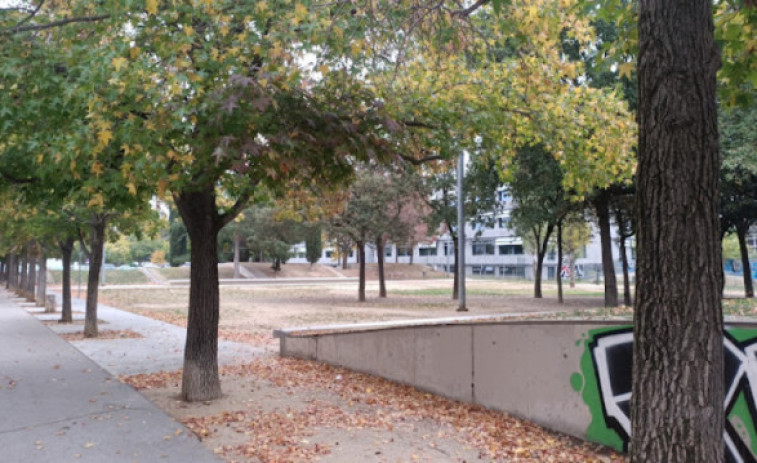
xmin=724 ymin=298 xmax=757 ymax=317
xmin=49 ymin=269 xmax=150 ymax=285
xmin=154 ymin=267 xmax=191 ymax=280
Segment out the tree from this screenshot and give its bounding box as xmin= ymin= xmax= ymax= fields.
xmin=720 ymin=102 xmax=757 ymax=298
xmin=242 ymin=205 xmax=303 ymax=273
xmin=560 ymin=214 xmax=592 ymax=288
xmin=425 ymin=155 xmax=503 ymax=299
xmin=631 ymin=0 xmax=724 ymax=460
xmin=509 ymin=144 xmax=566 ymax=299
xmin=305 ymin=225 xmax=323 ymax=267
xmin=610 ymin=191 xmax=635 ymax=306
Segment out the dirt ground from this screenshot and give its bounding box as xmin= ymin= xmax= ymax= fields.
xmin=91 ymin=271 xmax=628 ymax=462
xmin=98 ymin=276 xmax=610 ymax=339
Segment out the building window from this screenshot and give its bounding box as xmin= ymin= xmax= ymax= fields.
xmin=498 ymin=244 xmax=523 ymax=255
xmin=385 ymin=245 xmax=393 ymax=257
xmin=498 ymin=189 xmax=511 ymax=202
xmin=325 ymin=250 xmax=334 ymax=258
xmin=472 ymin=241 xmax=495 ymax=255
xmin=498 ymin=217 xmax=510 ymax=229
xmin=419 ymin=247 xmax=437 ymax=256
xmin=499 ymin=266 xmax=526 ymax=278
xmin=443 ymin=242 xmax=454 ymax=256
xmin=397 ymin=246 xmax=412 ymax=257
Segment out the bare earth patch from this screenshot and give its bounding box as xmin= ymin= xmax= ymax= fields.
xmin=59 ymin=329 xmax=143 ymax=341
xmin=120 ymin=357 xmax=625 ymax=463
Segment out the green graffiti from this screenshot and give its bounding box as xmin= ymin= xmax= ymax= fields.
xmin=575 ymin=325 xmax=629 ymax=452
xmin=575 ymin=325 xmax=757 ymax=461
xmin=729 ymin=391 xmax=757 ymax=456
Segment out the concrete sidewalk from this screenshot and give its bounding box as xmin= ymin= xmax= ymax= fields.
xmin=0 ymin=289 xmax=259 ymax=463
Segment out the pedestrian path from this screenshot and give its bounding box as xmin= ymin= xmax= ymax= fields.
xmin=0 ymin=289 xmax=259 ymax=463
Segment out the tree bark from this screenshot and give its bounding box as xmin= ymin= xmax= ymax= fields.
xmin=737 ymin=224 xmax=755 ymax=298
xmin=175 ymin=188 xmax=222 ymax=402
xmin=632 ymin=0 xmax=723 ymax=460
xmin=556 ymin=221 xmax=563 ymax=304
xmin=595 ymin=191 xmax=619 ymax=307
xmin=84 ymin=217 xmax=106 ymax=338
xmin=357 ymin=239 xmax=366 ymax=302
xmin=532 ymin=224 xmax=554 ymax=299
xmin=37 ymin=248 xmax=47 ymax=308
xmin=59 ymin=238 xmax=74 ymax=323
xmin=376 ymin=237 xmax=387 ymax=298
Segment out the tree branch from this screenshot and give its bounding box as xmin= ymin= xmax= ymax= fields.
xmin=2 ymin=13 xmax=110 ymax=36
xmin=451 ymin=0 xmax=490 ymax=18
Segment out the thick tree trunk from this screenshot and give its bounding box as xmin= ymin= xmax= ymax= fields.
xmin=233 ymin=234 xmax=242 ymax=279
xmin=737 ymin=225 xmax=755 ymax=298
xmin=357 ymin=239 xmax=366 ymax=302
xmin=376 ymin=237 xmax=387 ymax=298
xmin=7 ymin=253 xmax=18 ymax=291
xmin=569 ymin=253 xmax=576 ymax=288
xmin=556 ymin=221 xmax=563 ymax=304
xmin=60 ymin=238 xmax=74 ymax=323
xmin=37 ymin=249 xmax=47 ymax=308
xmin=595 ymin=192 xmax=619 ymax=307
xmin=632 ymin=0 xmax=723 ymax=460
xmin=175 ymin=188 xmax=222 ymax=402
xmin=84 ymin=217 xmax=106 ymax=338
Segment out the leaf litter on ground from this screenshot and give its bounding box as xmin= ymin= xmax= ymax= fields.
xmin=120 ymin=356 xmax=626 ymax=462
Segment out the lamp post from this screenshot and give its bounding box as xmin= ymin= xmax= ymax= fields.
xmin=457 ymin=152 xmax=467 ymax=312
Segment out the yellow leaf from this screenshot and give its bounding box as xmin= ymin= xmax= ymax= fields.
xmin=91 ymin=162 xmax=104 ymax=177
xmin=97 ymin=129 xmax=113 ymax=146
xmin=146 ymin=0 xmax=159 ymax=15
xmin=87 ymin=194 xmax=104 ymax=208
xmin=294 ymin=3 xmax=308 ymax=21
xmin=112 ymin=56 xmax=128 ymax=72
xmin=618 ymin=62 xmax=634 ymax=80
xmin=36 ymin=154 xmax=43 ymax=164
xmin=158 ymin=179 xmax=168 ymax=197
xmin=127 ymin=183 xmax=137 ymax=196
xmin=184 ymin=25 xmax=194 ymax=37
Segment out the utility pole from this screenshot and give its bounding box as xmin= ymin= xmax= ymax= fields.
xmin=457 ymin=152 xmax=467 ymax=312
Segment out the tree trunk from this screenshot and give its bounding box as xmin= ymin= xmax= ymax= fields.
xmin=619 ymin=232 xmax=632 ymax=306
xmin=376 ymin=237 xmax=387 ymax=298
xmin=18 ymin=247 xmax=28 ymax=297
xmin=357 ymin=239 xmax=366 ymax=302
xmin=60 ymin=238 xmax=74 ymax=323
xmin=632 ymin=0 xmax=723 ymax=460
xmin=533 ymin=225 xmax=554 ymax=299
xmin=175 ymin=188 xmax=222 ymax=402
xmin=26 ymin=245 xmax=36 ymax=303
xmin=37 ymin=248 xmax=47 ymax=308
xmin=737 ymin=224 xmax=755 ymax=298
xmin=595 ymin=192 xmax=619 ymax=307
xmin=556 ymin=221 xmax=563 ymax=304
xmin=452 ymin=236 xmax=459 ymax=300
xmin=84 ymin=217 xmax=106 ymax=338
xmin=7 ymin=253 xmax=18 ymax=291
xmin=569 ymin=253 xmax=576 ymax=288
xmin=233 ymin=234 xmax=242 ymax=279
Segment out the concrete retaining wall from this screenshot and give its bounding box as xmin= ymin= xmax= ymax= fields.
xmin=277 ymin=318 xmax=757 ymax=461
xmin=277 ymin=319 xmax=616 ymax=441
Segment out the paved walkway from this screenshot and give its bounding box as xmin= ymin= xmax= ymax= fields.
xmin=0 ymin=288 xmax=263 ymax=462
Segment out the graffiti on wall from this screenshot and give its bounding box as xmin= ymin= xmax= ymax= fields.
xmin=572 ymin=326 xmax=757 ymax=463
